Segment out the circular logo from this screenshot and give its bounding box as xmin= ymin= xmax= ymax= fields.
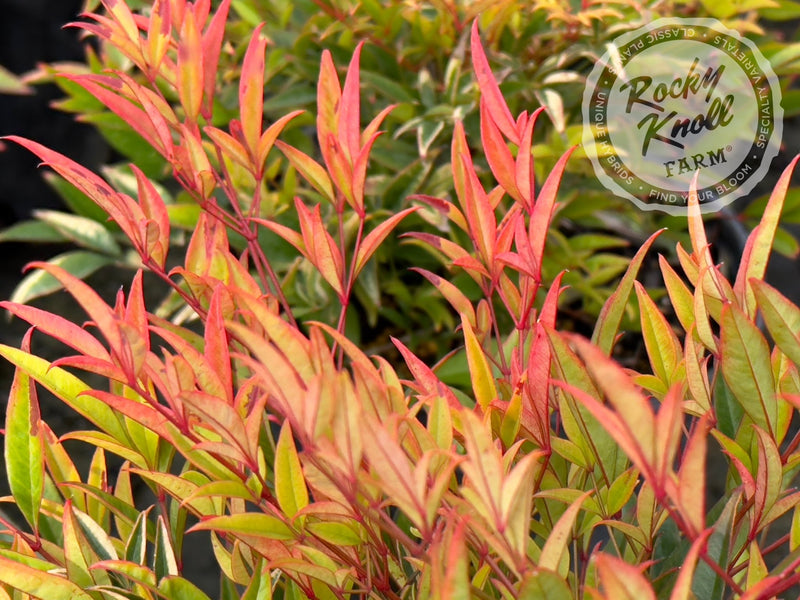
xmin=582 ymin=18 xmax=782 ymax=215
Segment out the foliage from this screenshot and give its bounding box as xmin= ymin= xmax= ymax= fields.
xmin=3 ymin=1 xmax=800 ymax=599
xmin=9 ymin=0 xmax=800 ymax=351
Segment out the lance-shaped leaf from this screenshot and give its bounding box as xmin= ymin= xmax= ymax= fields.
xmin=674 ymin=415 xmax=710 ymax=537
xmin=470 ymin=20 xmax=518 ymax=144
xmin=275 ymin=422 xmax=309 ymax=519
xmin=295 ymin=200 xmax=345 ymax=298
xmin=413 ymin=268 xmax=476 ymax=327
xmin=200 ymin=0 xmax=230 ymax=117
xmin=752 ymin=278 xmax=800 ymax=366
xmin=635 ymin=281 xmax=681 ymax=385
xmin=339 ymin=42 xmax=363 ymax=165
xmin=734 ymin=155 xmax=799 ymax=316
xmin=0 ymin=557 xmax=93 ymax=600
xmin=720 ymin=303 xmax=776 ymax=435
xmin=462 ymin=317 xmax=497 ymax=410
xmin=4 ymin=335 xmax=43 ymax=533
xmin=177 ymin=7 xmax=203 ymax=122
xmin=275 ymin=142 xmax=335 ymax=203
xmin=515 ymin=107 xmax=547 ymax=210
xmin=593 ymin=230 xmax=663 ymax=354
xmin=239 ymin=24 xmax=266 ymax=156
xmin=353 ymin=207 xmax=420 ymax=279
xmin=256 ymin=110 xmax=304 ymax=176
xmin=430 ymin=518 xmax=470 ymax=600
xmin=527 ymin=146 xmax=577 ymax=279
xmin=539 ymin=490 xmax=591 ymax=574
xmin=595 ymin=554 xmax=656 ymax=600
xmin=132 ymin=164 xmax=170 ymax=267
xmin=480 ymin=97 xmax=520 ymax=203
xmin=146 ymin=0 xmax=171 ymax=74
xmin=0 ymin=344 xmax=127 ymax=442
xmin=753 ymin=425 xmax=782 ymax=533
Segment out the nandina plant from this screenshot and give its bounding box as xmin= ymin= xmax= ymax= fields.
xmin=3 ymin=2 xmax=800 ymax=599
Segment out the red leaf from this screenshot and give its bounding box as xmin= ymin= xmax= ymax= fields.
xmin=528 ymin=146 xmax=577 ymax=278
xmin=205 ymin=286 xmax=233 ymax=404
xmin=470 ymin=20 xmax=518 ymax=144
xmin=131 ymin=165 xmax=170 ymax=267
xmin=515 ymin=107 xmax=546 ymax=210
xmin=392 ymin=337 xmax=460 ymax=410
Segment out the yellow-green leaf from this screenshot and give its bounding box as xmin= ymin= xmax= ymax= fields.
xmin=275 ymin=422 xmax=309 ymax=518
xmin=462 ymin=317 xmax=497 ymax=410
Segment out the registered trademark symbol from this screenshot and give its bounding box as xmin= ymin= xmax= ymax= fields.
xmin=726 ymin=145 xmax=733 ymax=152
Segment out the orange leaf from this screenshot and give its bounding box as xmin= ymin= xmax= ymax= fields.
xmin=146 ymin=0 xmax=171 ymax=74
xmin=275 ymin=141 xmax=335 ymax=203
xmin=595 ymin=554 xmax=656 ymax=600
xmin=353 ymin=207 xmax=420 ymax=278
xmin=239 ymin=24 xmax=266 ymax=156
xmin=177 ymin=7 xmax=203 ymax=122
xmin=480 ymin=97 xmax=520 ymax=203
xmin=338 ymin=42 xmax=363 ymax=164
xmin=201 ymin=0 xmax=231 ymax=117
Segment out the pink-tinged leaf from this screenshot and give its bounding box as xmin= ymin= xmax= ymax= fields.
xmin=81 ymin=390 xmax=170 ymax=439
xmin=524 ymin=324 xmax=552 ymax=448
xmin=146 ymin=0 xmax=171 ymax=74
xmin=408 ymin=195 xmax=468 ymax=233
xmin=459 ymin=151 xmax=496 ymax=264
xmin=751 ymin=278 xmax=800 ymax=365
xmin=635 ymin=281 xmax=681 ymax=385
xmin=353 ymin=207 xmax=420 ymax=278
xmin=0 ymin=556 xmax=94 ymax=600
xmin=25 ymin=261 xmax=124 ymax=362
xmin=177 ymin=123 xmax=215 ymax=197
xmin=515 ymin=107 xmax=546 ymax=210
xmin=675 ymin=414 xmax=710 ymax=537
xmin=251 ymin=217 xmax=306 ymax=257
xmin=462 ymin=317 xmax=497 ymax=411
xmin=392 ymin=337 xmax=460 ymax=409
xmin=470 ymin=20 xmax=518 ymax=144
xmin=720 ymin=303 xmax=776 ymax=435
xmin=480 ymin=98 xmax=520 ymax=203
xmin=451 ymin=121 xmax=472 ymax=221
xmin=659 ymin=255 xmax=694 ymax=334
xmin=206 ymin=125 xmax=252 ymax=171
xmin=296 ymin=200 xmax=344 ymax=297
xmin=317 ymin=50 xmax=341 ymax=172
xmin=62 ymin=75 xmax=165 ymax=156
xmin=753 ymin=425 xmax=782 ymax=533
xmin=256 ymin=110 xmax=304 ymax=175
xmin=686 ymin=172 xmax=726 ymax=300
xmin=351 ymin=130 xmax=382 ymax=215
xmin=275 ymin=141 xmax=335 ymax=203
xmin=538 ymin=490 xmax=591 ymax=573
xmin=0 ymin=301 xmax=110 ymax=359
xmin=734 ymin=155 xmax=800 ymax=316
xmin=338 ymin=42 xmax=363 ymax=164
xmin=430 ymin=518 xmax=470 ymax=600
xmin=412 ymin=267 xmax=476 ymax=327
xmin=102 ymin=0 xmax=140 ymax=43
xmin=684 ymin=334 xmax=711 ymax=414
xmin=362 ymin=104 xmax=395 ymax=146
xmin=595 ymin=554 xmax=656 ymax=600
xmin=669 ymin=529 xmax=713 ymax=600
xmin=239 ymin=24 xmax=266 ymax=155
xmin=189 ymin=513 xmax=294 ymax=540
xmin=152 ymin=326 xmax=226 ymax=399
xmin=205 ymin=286 xmax=233 ymax=404
xmin=528 ymin=146 xmax=577 ymax=276
xmin=539 ymin=270 xmax=565 ymax=328
xmin=132 ymin=165 xmax=170 ymax=267
xmin=592 ymin=229 xmax=663 ymax=354
xmin=177 ymin=7 xmax=203 ymax=122
xmin=125 ymin=270 xmax=148 ymax=348
xmin=201 ymin=0 xmax=230 ymax=117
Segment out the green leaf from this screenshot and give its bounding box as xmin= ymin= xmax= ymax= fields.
xmin=158 ymin=576 xmax=214 ymax=600
xmin=43 ymin=172 xmax=110 ymax=223
xmin=0 ymin=345 xmax=128 ymax=442
xmin=0 ymin=557 xmax=94 ymax=600
xmin=0 ymin=65 xmax=31 ymax=94
xmin=592 ymin=230 xmax=663 ymax=354
xmin=720 ymin=304 xmax=777 ymax=435
xmin=10 ymin=251 xmax=113 ymax=304
xmin=189 ymin=513 xmax=295 ymax=540
xmin=34 ymin=210 xmax=121 ymax=256
xmin=462 ymin=317 xmax=497 ymax=410
xmin=275 ymin=422 xmax=309 ymax=518
xmin=4 ymin=366 xmax=43 ymax=532
xmin=752 ymin=279 xmax=800 ymax=365
xmin=692 ymin=492 xmax=739 ymax=600
xmin=0 ymin=220 xmax=67 ymax=243
xmin=154 ymin=515 xmax=179 ymax=582
xmin=518 ymin=571 xmax=572 ymax=600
